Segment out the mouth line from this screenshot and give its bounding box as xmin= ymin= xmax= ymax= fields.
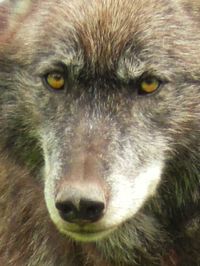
xmin=67 ymin=227 xmax=113 ymax=235
xmin=64 ymin=226 xmax=117 ymax=241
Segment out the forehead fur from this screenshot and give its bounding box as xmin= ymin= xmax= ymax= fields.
xmin=3 ymin=0 xmax=200 ymax=76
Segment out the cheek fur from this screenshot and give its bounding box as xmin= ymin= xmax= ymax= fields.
xmin=101 ymin=162 xmax=163 ymax=227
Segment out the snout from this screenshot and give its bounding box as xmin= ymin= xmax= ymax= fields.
xmin=44 ymin=137 xmax=117 ymax=241
xmin=53 ymin=142 xmax=109 ymax=227
xmin=55 ymin=182 xmax=106 ymax=225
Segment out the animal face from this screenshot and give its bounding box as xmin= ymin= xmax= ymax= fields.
xmin=1 ymin=0 xmax=199 ymax=242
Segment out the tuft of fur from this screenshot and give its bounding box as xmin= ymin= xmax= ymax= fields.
xmin=0 ymin=0 xmax=199 ymax=265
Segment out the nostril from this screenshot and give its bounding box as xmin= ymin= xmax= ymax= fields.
xmin=55 ymin=201 xmax=77 ymax=222
xmin=87 ymin=205 xmax=100 ymax=217
xmin=80 ymin=200 xmax=105 ymax=222
xmin=55 ymin=201 xmax=73 ymax=213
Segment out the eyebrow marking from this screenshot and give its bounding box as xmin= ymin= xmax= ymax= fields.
xmin=117 ymin=52 xmax=146 ymax=81
xmin=35 ymin=50 xmax=84 ymax=77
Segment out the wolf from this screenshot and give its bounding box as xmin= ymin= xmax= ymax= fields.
xmin=0 ymin=0 xmax=199 ymax=265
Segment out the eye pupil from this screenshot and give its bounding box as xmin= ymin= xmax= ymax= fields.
xmin=144 ymin=78 xmax=154 ymax=84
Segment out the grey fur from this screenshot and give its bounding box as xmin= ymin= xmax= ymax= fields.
xmin=0 ymin=0 xmax=199 ymax=265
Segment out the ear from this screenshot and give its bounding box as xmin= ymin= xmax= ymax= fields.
xmin=0 ymin=0 xmax=33 ymax=43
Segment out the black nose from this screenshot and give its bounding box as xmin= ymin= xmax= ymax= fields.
xmin=55 ymin=199 xmax=105 ymax=224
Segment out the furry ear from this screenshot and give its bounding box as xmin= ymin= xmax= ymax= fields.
xmin=0 ymin=0 xmax=32 ymax=43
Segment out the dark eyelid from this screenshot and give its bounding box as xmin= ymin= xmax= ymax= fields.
xmin=39 ymin=62 xmax=67 ymax=78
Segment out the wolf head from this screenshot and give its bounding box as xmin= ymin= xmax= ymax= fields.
xmin=0 ymin=0 xmax=199 ymax=242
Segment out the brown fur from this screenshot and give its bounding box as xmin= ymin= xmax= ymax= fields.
xmin=0 ymin=0 xmax=199 ymax=265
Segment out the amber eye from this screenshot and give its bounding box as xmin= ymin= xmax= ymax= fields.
xmin=46 ymin=72 xmax=65 ymax=90
xmin=139 ymin=77 xmax=160 ymax=94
